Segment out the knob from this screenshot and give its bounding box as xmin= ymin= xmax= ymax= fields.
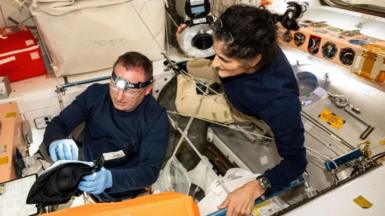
xmin=282 ymin=31 xmax=293 ymax=43
xmin=294 ymin=32 xmax=306 ymax=47
xmin=339 ymin=47 xmax=355 ymax=65
xmin=322 ymin=42 xmax=337 ymax=59
xmin=308 ymin=35 xmax=321 ymax=54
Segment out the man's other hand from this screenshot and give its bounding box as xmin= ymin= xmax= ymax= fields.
xmin=49 ymin=139 xmax=79 ymax=161
xmin=78 ymin=167 xmax=113 ymax=195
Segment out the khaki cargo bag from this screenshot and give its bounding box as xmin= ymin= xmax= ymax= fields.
xmin=30 ymin=0 xmax=165 ymax=77
xmin=175 ymin=58 xmax=258 ymax=124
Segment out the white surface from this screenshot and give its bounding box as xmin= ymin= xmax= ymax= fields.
xmin=282 ymin=47 xmax=385 ymax=156
xmin=301 ymin=6 xmax=385 ymax=40
xmin=0 ymin=175 xmax=38 ymax=216
xmin=285 ymin=165 xmax=385 ymax=216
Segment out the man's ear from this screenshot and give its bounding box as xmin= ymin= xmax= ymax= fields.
xmin=144 ymin=84 xmax=153 ymax=95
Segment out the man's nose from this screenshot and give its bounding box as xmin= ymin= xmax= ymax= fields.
xmin=116 ymin=90 xmax=124 ymax=100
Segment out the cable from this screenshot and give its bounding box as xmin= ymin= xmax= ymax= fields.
xmin=370 ymin=151 xmax=385 ymax=162
xmin=167 ymin=110 xmax=272 ymax=140
xmin=307 ymin=147 xmax=339 ymax=170
xmin=304 ymin=129 xmax=341 ymax=156
xmin=131 ymin=3 xmax=165 ymax=53
xmin=306 ymin=146 xmax=333 ymax=161
xmin=166 ymin=11 xmax=179 ymax=28
xmin=301 ymin=111 xmax=354 ymax=150
xmin=163 ymin=54 xmax=273 ymax=141
xmin=20 ymin=15 xmax=32 ymax=24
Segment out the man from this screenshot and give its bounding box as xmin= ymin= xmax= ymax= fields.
xmin=177 ymin=3 xmax=307 ymax=216
xmin=43 ymin=52 xmax=169 ymax=200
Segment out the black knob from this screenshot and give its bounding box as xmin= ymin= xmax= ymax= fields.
xmin=282 ymin=31 xmax=293 ymax=43
xmin=308 ymin=36 xmax=321 ymax=55
xmin=294 ymin=32 xmax=306 ymax=47
xmin=339 ymin=47 xmax=355 ymax=65
xmin=322 ymin=42 xmax=337 ymax=59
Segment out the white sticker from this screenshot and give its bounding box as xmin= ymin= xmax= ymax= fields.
xmin=190 ymin=0 xmax=204 ymax=6
xmin=25 ymin=39 xmax=35 ymax=46
xmin=192 ymin=17 xmax=207 ymax=25
xmin=30 ymin=51 xmax=40 ymax=60
xmin=313 ymin=86 xmax=327 ymax=98
xmin=260 ymin=155 xmax=269 ymax=165
xmin=353 ymin=55 xmax=362 ymax=69
xmin=102 ymin=150 xmax=125 ymax=161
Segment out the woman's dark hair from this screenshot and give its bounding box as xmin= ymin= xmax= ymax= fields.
xmin=113 ymin=51 xmax=153 ymax=80
xmin=214 ymin=2 xmax=305 ymax=65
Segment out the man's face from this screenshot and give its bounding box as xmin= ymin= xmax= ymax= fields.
xmin=109 ymin=64 xmax=152 ymax=112
xmin=211 ymin=40 xmax=261 ymax=78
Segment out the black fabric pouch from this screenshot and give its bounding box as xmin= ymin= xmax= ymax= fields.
xmin=26 ymin=161 xmax=97 ymax=206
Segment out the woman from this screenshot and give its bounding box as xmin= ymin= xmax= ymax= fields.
xmin=178 ymin=3 xmax=307 ymax=216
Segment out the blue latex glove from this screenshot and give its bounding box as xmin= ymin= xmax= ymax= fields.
xmin=48 ymin=139 xmax=78 ymax=161
xmin=78 ymin=167 xmax=113 ymax=195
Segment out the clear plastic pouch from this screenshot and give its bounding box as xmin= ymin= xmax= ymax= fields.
xmin=153 ymin=156 xmax=191 ymax=194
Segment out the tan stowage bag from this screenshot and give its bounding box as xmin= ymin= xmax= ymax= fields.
xmin=175 ymin=58 xmax=257 ymax=124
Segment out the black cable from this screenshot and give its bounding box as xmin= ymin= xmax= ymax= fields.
xmin=370 ymin=151 xmax=385 ymax=162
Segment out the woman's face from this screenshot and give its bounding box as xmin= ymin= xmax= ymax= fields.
xmin=211 ymin=40 xmax=260 ymax=78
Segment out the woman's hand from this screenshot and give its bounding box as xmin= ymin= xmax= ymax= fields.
xmin=218 ymin=180 xmax=265 ymax=216
xmin=176 ymin=23 xmax=187 ymax=41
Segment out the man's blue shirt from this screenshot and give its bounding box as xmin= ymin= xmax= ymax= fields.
xmin=44 ymin=84 xmax=169 ymax=199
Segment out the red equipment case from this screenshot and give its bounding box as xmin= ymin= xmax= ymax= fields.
xmin=0 ymin=26 xmax=46 ymax=82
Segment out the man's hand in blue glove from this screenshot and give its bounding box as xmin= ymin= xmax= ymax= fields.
xmin=78 ymin=167 xmax=112 ymax=195
xmin=48 ymin=139 xmax=79 ymax=161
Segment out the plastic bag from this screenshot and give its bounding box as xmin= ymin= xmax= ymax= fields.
xmin=152 ymin=157 xmax=191 ymax=195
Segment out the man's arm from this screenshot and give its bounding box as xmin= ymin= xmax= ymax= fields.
xmin=43 ymin=86 xmax=93 ymax=148
xmin=107 ymin=110 xmax=169 ymax=193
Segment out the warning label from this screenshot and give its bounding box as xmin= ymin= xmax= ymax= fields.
xmin=319 ymin=108 xmax=345 ymax=129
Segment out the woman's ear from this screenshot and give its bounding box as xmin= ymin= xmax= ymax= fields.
xmin=243 ymin=54 xmax=262 ymax=73
xmin=248 ymin=54 xmax=262 ymax=68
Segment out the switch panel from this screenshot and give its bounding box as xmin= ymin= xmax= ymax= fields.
xmin=34 ymin=116 xmax=52 ymax=129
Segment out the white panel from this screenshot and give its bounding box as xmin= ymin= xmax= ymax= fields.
xmin=286 ymin=165 xmax=385 ymax=216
